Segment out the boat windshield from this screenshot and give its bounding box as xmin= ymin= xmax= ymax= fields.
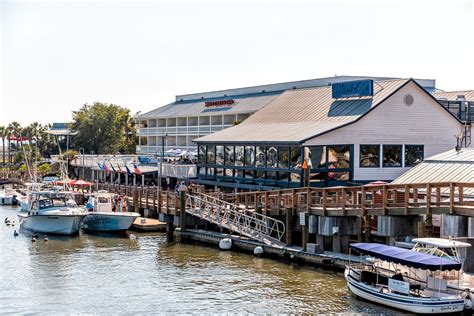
xmin=35 ymin=193 xmax=78 ymax=209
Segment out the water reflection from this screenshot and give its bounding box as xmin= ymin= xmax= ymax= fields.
xmin=1 ymin=205 xmax=398 ymax=314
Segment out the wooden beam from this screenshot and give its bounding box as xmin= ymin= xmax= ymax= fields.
xmin=449 ymin=182 xmax=455 ymax=214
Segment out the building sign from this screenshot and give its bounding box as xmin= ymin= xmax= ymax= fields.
xmin=388 ymin=279 xmax=409 ymax=294
xmin=205 ymin=100 xmax=235 ymax=107
xmin=332 ymin=79 xmax=374 ymax=99
xmin=299 ymin=212 xmax=306 ymax=226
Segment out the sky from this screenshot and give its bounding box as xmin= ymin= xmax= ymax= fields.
xmin=1 ymin=0 xmax=473 ymax=126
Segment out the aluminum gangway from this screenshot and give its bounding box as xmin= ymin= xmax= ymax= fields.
xmin=186 ymin=192 xmax=286 ymax=246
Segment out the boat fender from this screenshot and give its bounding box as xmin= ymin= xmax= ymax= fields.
xmin=253 ymin=246 xmax=264 ymax=256
xmin=462 ymin=291 xmax=473 ymax=310
xmin=219 ymin=238 xmax=232 ymax=250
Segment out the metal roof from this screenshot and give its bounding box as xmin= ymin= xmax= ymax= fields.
xmin=137 ymin=92 xmax=280 ymax=119
xmin=392 ymin=149 xmax=474 ymax=195
xmin=196 ymin=78 xmax=411 ymax=144
xmin=434 ymin=90 xmax=474 ymax=102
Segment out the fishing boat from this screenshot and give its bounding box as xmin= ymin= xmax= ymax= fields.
xmin=345 ymin=242 xmax=466 ymax=314
xmin=82 ymin=191 xmax=139 ymax=232
xmin=18 ymin=191 xmax=87 ymax=235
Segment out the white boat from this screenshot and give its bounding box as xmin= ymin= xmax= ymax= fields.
xmin=82 ymin=191 xmax=139 ymax=232
xmin=18 ymin=191 xmax=87 ymax=235
xmin=0 ymin=187 xmax=18 ymax=205
xmin=345 ymin=242 xmax=466 ymax=314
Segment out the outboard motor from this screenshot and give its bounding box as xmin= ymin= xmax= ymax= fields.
xmin=11 ymin=195 xmax=18 ymax=206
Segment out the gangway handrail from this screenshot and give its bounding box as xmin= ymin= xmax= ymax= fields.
xmin=186 ymin=192 xmax=285 ymax=245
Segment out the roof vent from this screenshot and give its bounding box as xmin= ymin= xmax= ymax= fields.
xmin=457 ymin=95 xmax=466 ymax=101
xmin=404 ymin=94 xmax=414 ymax=106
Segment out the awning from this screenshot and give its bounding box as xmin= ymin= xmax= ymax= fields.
xmin=351 ymin=243 xmax=462 ymax=271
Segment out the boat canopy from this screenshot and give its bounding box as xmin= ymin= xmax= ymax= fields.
xmin=412 ymin=238 xmax=471 ymax=249
xmin=351 ymin=243 xmax=462 ymax=271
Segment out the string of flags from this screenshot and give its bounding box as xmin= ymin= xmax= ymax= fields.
xmin=97 ymin=162 xmax=142 ymax=176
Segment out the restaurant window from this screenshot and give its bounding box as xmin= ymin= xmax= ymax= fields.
xmin=290 ymin=172 xmax=301 ymax=183
xmin=328 ymin=145 xmax=350 ymax=169
xmin=245 ymin=146 xmax=255 ymax=167
xmin=215 ymin=145 xmax=224 ymax=165
xmin=198 ymin=145 xmax=206 ymax=164
xmin=266 ymin=146 xmax=278 ymax=168
xmin=140 ymin=137 xmax=147 ymax=146
xmin=277 ymin=172 xmax=289 ymax=181
xmin=383 ymin=145 xmax=402 ymax=167
xmin=235 ymin=146 xmax=244 ymax=167
xmin=245 ymin=169 xmax=254 ymax=179
xmin=290 ymin=147 xmax=302 ymax=169
xmin=309 ymin=171 xmax=325 ymax=184
xmin=235 ymin=169 xmax=244 ymax=178
xmin=207 ymin=145 xmax=215 ymax=165
xmin=328 ymin=171 xmax=350 ymax=181
xmin=198 ymin=166 xmax=206 ymax=175
xmin=207 ymin=168 xmax=214 ymax=175
xmin=405 ymin=145 xmax=424 ymax=167
xmin=256 ymin=146 xmax=266 ymax=168
xmin=266 ymin=171 xmax=277 ymax=180
xmin=360 ymin=145 xmax=380 ymax=168
xmin=225 ymin=146 xmax=234 ymax=166
xmin=278 ymin=147 xmax=289 ymax=169
xmin=308 ymin=146 xmax=326 ymax=169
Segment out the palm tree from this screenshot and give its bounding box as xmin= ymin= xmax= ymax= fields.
xmin=8 ymin=121 xmax=21 ymax=162
xmin=4 ymin=126 xmax=12 ymax=166
xmin=0 ymin=126 xmax=5 ymax=167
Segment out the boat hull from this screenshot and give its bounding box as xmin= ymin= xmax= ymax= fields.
xmin=82 ymin=212 xmax=139 ymax=232
xmin=19 ymin=214 xmax=86 ymax=235
xmin=345 ymin=269 xmax=465 ymax=314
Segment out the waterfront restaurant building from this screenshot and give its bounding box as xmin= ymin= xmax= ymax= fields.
xmin=135 ymin=76 xmax=409 ymax=155
xmin=195 ymin=78 xmax=466 ymax=190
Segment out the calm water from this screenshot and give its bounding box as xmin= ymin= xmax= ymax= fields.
xmin=0 ymin=205 xmax=395 ymax=315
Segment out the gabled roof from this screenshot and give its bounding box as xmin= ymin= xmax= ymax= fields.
xmin=196 ymin=78 xmax=412 ymax=144
xmin=434 ymin=90 xmax=474 ymax=102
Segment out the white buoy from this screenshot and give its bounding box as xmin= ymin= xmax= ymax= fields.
xmin=219 ymin=238 xmax=232 ymax=250
xmin=253 ymin=246 xmax=264 ymax=256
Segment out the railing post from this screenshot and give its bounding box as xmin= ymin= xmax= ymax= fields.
xmin=341 ymin=188 xmax=346 ymax=216
xmin=382 ymin=185 xmax=387 ymax=215
xmin=459 ymin=184 xmax=464 ymax=206
xmin=179 ymin=186 xmax=187 ymax=232
xmin=322 ymin=189 xmax=327 ymax=216
xmin=404 ymin=184 xmax=410 ymax=215
xmin=426 ymin=183 xmax=432 ymax=237
xmin=449 ymin=182 xmax=455 ymax=214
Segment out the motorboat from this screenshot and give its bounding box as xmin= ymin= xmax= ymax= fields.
xmin=0 ymin=187 xmax=18 ymax=205
xmin=345 ymin=242 xmax=466 ymax=314
xmin=82 ymin=191 xmax=139 ymax=232
xmin=18 ymin=191 xmax=87 ymax=235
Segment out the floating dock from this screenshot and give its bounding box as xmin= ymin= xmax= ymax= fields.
xmin=177 ymin=228 xmax=364 ymax=270
xmin=131 ymin=217 xmax=167 ymax=232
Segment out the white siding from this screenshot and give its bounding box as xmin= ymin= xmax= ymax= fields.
xmin=304 ymin=81 xmax=462 ymax=182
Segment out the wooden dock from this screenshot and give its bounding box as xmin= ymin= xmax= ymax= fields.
xmin=131 ymin=217 xmax=167 ymax=232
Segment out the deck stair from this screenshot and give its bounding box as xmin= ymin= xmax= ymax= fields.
xmin=186 ymin=192 xmax=286 ymax=247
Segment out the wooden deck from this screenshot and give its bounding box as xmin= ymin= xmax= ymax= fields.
xmin=98 ymin=181 xmax=474 ymax=218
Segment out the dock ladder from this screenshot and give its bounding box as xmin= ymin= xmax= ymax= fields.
xmin=186 ymin=192 xmax=286 ymax=246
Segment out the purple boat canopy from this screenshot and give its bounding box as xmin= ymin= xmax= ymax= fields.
xmin=351 ymin=243 xmax=462 ymax=271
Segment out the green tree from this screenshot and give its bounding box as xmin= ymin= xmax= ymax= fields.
xmin=72 ymin=102 xmax=137 ymax=154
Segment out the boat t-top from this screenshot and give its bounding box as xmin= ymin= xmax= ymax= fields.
xmin=18 ymin=191 xmax=87 ymax=235
xmin=82 ymin=191 xmax=140 ymax=232
xmin=345 ymin=242 xmax=466 ymax=314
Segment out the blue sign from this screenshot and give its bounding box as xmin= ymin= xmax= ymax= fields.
xmin=332 ymin=79 xmax=374 ymax=99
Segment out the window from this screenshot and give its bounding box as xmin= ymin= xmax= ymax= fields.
xmin=277 ymin=172 xmax=289 ymax=181
xmin=245 ymin=169 xmax=254 ymax=179
xmin=328 ymin=145 xmax=350 ymax=169
xmin=266 ymin=171 xmax=277 ymax=180
xmin=278 ymin=147 xmax=289 ymax=169
xmin=245 ymin=146 xmax=255 ymax=167
xmin=256 ymin=171 xmax=265 ymax=179
xmin=198 ymin=167 xmax=206 ymax=175
xmin=198 ymin=145 xmax=206 ymax=164
xmin=225 ymin=169 xmax=233 ymax=177
xmin=216 ymin=146 xmax=224 ymax=165
xmin=290 ymin=147 xmax=301 ymax=169
xmin=256 ymin=146 xmax=266 ymax=168
xmin=290 ymin=172 xmax=301 ymax=183
xmin=360 ymin=145 xmax=380 ymax=168
xmin=383 ymin=145 xmax=402 ymax=167
xmin=225 ymin=146 xmax=234 ymax=166
xmin=405 ymin=145 xmax=424 ymax=167
xmin=140 ymin=137 xmax=147 ymax=146
xmin=206 ymin=145 xmax=215 ymax=165
xmin=266 ymin=146 xmax=278 ymax=168
xmin=235 ymin=146 xmax=244 ymax=167
xmin=308 ymin=146 xmax=326 ymax=169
